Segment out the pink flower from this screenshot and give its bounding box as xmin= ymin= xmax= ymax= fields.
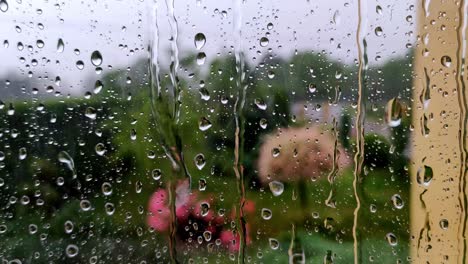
xmin=147 ymin=179 xmax=196 ymax=232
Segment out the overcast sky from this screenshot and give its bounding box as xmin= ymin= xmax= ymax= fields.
xmin=0 ymin=0 xmax=416 ymax=96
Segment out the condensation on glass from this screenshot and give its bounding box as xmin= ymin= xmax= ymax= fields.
xmin=0 ymin=0 xmax=467 ymax=263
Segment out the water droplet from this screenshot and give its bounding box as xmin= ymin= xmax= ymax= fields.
xmin=91 ymin=51 xmax=102 ymax=66
xmin=0 ymin=0 xmax=8 ymax=12
xmin=271 ymin=147 xmax=280 ymax=158
xmin=199 ymin=87 xmax=210 ymax=101
xmin=94 ymin=80 xmax=103 ymax=94
xmin=194 ymin=154 xmax=206 ymax=170
xmin=196 ymin=52 xmax=206 ymax=65
xmin=268 ymin=181 xmax=284 ymax=196
xmin=80 ymin=200 xmax=91 ymax=211
xmin=18 ymin=147 xmax=27 ymax=160
xmin=267 ymin=22 xmax=274 ymax=30
xmin=375 ymin=26 xmax=383 ymax=36
xmin=58 ymin=151 xmax=75 ymax=176
xmin=391 ymin=194 xmax=404 ymax=209
xmin=95 ymin=143 xmax=106 ymax=156
xmin=152 ymin=169 xmax=162 ymax=180
xmin=85 ymin=107 xmax=97 ymax=120
xmin=259 ymin=118 xmax=268 ymax=129
xmin=105 ymin=202 xmax=115 ymax=215
xmin=260 ymin=37 xmax=269 ymax=47
xmin=386 ymin=233 xmax=398 ymax=246
xmin=440 ymin=219 xmax=449 ymax=230
xmin=385 ymin=98 xmax=402 ymax=127
xmin=200 ymin=202 xmax=210 ymax=217
xmin=199 ymin=178 xmax=207 ymax=191
xmin=57 ymin=39 xmax=64 ymax=53
xmin=370 ymin=204 xmax=377 ymax=213
xmin=135 ymin=180 xmax=143 ymax=193
xmin=332 ymin=10 xmax=341 ymax=25
xmin=36 ymin=40 xmax=44 ymax=48
xmin=261 ymin=208 xmax=272 ymax=220
xmin=199 ymin=117 xmax=212 ymax=131
xmin=376 ymin=5 xmax=382 ymax=14
xmin=66 ymin=244 xmax=79 ymax=258
xmin=254 ymin=98 xmax=267 ymax=110
xmin=0 ymin=224 xmax=7 ymax=234
xmin=76 ymin=60 xmax=84 ymax=70
xmin=130 ymin=129 xmax=137 ymax=140
xmin=269 ymin=238 xmax=279 ymax=250
xmin=308 ymin=83 xmax=317 ymax=93
xmin=100 ymin=182 xmax=112 ymax=196
xmin=417 ymin=165 xmax=433 ymax=187
xmin=441 ymin=55 xmax=452 ymax=68
xmin=64 ymin=220 xmax=74 ymax=234
xmin=203 ymin=230 xmax=212 ymax=241
xmin=194 ymin=33 xmax=206 ymax=50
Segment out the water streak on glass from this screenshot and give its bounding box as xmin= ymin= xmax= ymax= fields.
xmin=353 ymin=0 xmax=368 ymax=263
xmin=233 ymin=0 xmax=247 ymax=262
xmin=457 ymin=0 xmax=468 ymax=262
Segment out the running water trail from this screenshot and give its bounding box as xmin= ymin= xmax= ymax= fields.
xmin=353 ymin=0 xmax=368 ymax=263
xmin=233 ymin=0 xmax=247 ymax=262
xmin=456 ymin=1 xmax=468 ymax=262
xmin=325 ymin=117 xmax=339 ymax=208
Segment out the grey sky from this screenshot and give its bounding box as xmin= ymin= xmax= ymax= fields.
xmin=0 ymin=0 xmax=416 ymax=97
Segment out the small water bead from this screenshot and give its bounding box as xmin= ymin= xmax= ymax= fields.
xmin=0 ymin=0 xmax=8 ymax=12
xmin=254 ymin=98 xmax=267 ymax=110
xmin=57 ymin=38 xmax=64 ymax=53
xmin=85 ymin=107 xmax=97 ymax=120
xmin=269 ymin=238 xmax=279 ymax=250
xmin=200 ymin=202 xmax=210 ymax=217
xmin=151 ymin=169 xmax=162 ymax=180
xmin=267 ymin=22 xmax=274 ymax=30
xmin=19 ymin=147 xmax=27 ymax=160
xmin=199 ymin=87 xmax=210 ymax=101
xmin=36 ymin=40 xmax=44 ymax=48
xmin=386 ymin=233 xmax=398 ymax=246
xmin=101 ymin=182 xmax=112 ymax=196
xmin=194 ymin=154 xmax=206 ymax=170
xmin=417 ymin=165 xmax=433 ymax=187
xmin=196 ymin=52 xmax=206 ymax=65
xmin=385 ymin=98 xmax=402 ymax=127
xmin=194 ymin=33 xmax=206 ymax=50
xmin=374 ymin=26 xmax=383 ymax=36
xmin=0 ymin=224 xmax=6 ymax=234
xmin=64 ymin=220 xmax=74 ymax=234
xmin=370 ymin=204 xmax=377 ymax=213
xmin=376 ymin=5 xmax=383 ymax=14
xmin=105 ymin=202 xmax=115 ymax=215
xmin=391 ymin=194 xmax=404 ymax=209
xmin=440 ymin=219 xmax=449 ymax=230
xmin=308 ymin=83 xmax=317 ymax=93
xmin=94 ymin=80 xmax=103 ymax=94
xmin=259 ymin=118 xmax=268 ymax=129
xmin=198 ymin=117 xmax=212 ymax=131
xmin=95 ymin=143 xmax=106 ymax=156
xmin=66 ymin=244 xmax=79 ymax=258
xmin=76 ymin=60 xmax=84 ymax=70
xmin=259 ymin=37 xmax=269 ymax=47
xmin=80 ymin=200 xmax=91 ymax=211
xmin=261 ymin=208 xmax=272 ymax=220
xmin=28 ymin=224 xmax=38 ymax=234
xmin=268 ymin=181 xmax=284 ymax=196
xmin=58 ymin=151 xmax=75 ymax=172
xmin=271 ymin=147 xmax=280 ymax=158
xmin=130 ymin=129 xmax=137 ymax=140
xmin=203 ymin=230 xmax=212 ymax=241
xmin=441 ymin=55 xmax=452 ymax=68
xmin=199 ymin=178 xmax=207 ymax=191
xmin=91 ymin=50 xmax=102 ymax=66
